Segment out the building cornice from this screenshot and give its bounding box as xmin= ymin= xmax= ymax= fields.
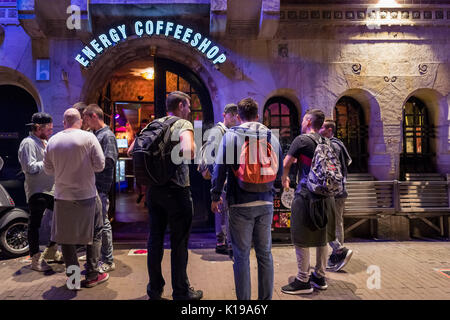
xmin=280 ymin=3 xmax=450 ymax=27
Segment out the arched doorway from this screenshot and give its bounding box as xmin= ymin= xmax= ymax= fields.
xmin=94 ymin=56 xmax=214 ymax=233
xmin=0 ymin=85 xmax=38 ymax=207
xmin=400 ymin=96 xmax=435 ymax=179
xmin=263 ymin=97 xmax=300 ymax=231
xmin=334 ymin=96 xmax=368 ymax=173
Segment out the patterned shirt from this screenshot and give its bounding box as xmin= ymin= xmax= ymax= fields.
xmin=93 ymin=126 xmax=118 ymax=194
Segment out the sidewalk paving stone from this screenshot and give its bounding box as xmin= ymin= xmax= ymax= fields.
xmin=1 ymin=241 xmax=450 ymax=300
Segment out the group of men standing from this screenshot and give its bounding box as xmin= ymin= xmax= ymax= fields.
xmin=18 ymin=104 xmax=118 ymax=289
xmin=16 ymin=91 xmax=353 ymax=299
xmin=145 ymin=93 xmax=353 ymax=300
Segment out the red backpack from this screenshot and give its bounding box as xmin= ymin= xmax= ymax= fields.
xmin=232 ymin=135 xmax=278 ymax=193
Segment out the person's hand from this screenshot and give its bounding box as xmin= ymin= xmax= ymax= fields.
xmin=282 ymin=176 xmax=290 ymax=191
xmin=211 ymin=198 xmax=223 ymax=214
xmin=201 ymin=169 xmax=211 ymax=180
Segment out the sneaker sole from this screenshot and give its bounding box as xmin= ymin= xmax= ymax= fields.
xmin=311 ymin=281 xmax=328 ymax=290
xmin=281 ymin=288 xmax=314 ymax=295
xmin=31 ymin=267 xmax=52 ymax=272
xmin=100 ymin=267 xmax=115 ymax=273
xmin=85 ymin=273 xmax=109 ymax=288
xmin=334 ymin=249 xmax=353 ymax=272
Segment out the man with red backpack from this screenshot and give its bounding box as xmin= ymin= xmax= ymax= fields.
xmin=211 ymin=97 xmax=283 ymax=300
xmin=280 ymin=109 xmax=338 ymax=295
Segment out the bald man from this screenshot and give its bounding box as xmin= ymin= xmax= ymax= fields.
xmin=44 ymin=108 xmax=107 ymax=289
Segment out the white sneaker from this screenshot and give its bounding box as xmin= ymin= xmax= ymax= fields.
xmin=53 ymin=250 xmax=64 ymax=262
xmin=99 ymin=262 xmax=116 ymax=273
xmin=31 ymin=253 xmax=52 ymax=272
xmin=42 ymin=245 xmax=64 ymax=262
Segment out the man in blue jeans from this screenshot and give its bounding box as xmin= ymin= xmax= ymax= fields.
xmin=211 ymin=97 xmax=283 ymax=300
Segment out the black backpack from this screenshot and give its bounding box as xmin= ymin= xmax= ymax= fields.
xmin=131 ymin=116 xmax=180 ymax=186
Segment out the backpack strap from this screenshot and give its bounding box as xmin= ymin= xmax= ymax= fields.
xmin=163 ymin=116 xmax=181 ymax=127
xmin=305 ymin=133 xmax=322 ymax=146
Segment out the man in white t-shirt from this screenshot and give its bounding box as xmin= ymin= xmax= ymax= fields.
xmin=44 ymin=108 xmax=107 ymax=289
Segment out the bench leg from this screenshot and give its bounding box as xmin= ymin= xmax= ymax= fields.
xmin=377 ymin=215 xmax=410 ymax=241
xmin=446 ymin=216 xmax=450 ymax=240
xmin=344 ymin=218 xmax=368 ymax=235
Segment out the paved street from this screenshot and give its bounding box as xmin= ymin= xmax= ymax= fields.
xmin=1 ymin=239 xmax=450 ymax=300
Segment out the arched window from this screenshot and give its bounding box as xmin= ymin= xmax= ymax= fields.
xmin=400 ymin=96 xmax=434 ymax=178
xmin=165 ymin=71 xmax=202 ymax=122
xmin=334 ymin=96 xmax=368 ymax=173
xmin=263 ymin=97 xmax=300 ymax=156
xmin=263 ymin=97 xmax=299 ymax=230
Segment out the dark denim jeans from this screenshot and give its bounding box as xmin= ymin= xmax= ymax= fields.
xmin=229 ymin=204 xmax=274 ymax=300
xmin=27 ymin=193 xmax=56 ymax=256
xmin=146 ymin=185 xmax=194 ymax=299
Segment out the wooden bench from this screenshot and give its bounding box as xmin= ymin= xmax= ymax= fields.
xmin=344 ymin=174 xmax=395 ymax=236
xmin=404 ymin=173 xmax=446 ymax=181
xmin=396 ymin=173 xmax=450 ymax=237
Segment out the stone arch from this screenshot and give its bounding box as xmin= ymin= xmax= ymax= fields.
xmin=262 ymin=88 xmax=302 ymax=124
xmin=79 ymin=36 xmax=221 ymax=115
xmin=399 ymin=88 xmax=450 ymax=175
xmin=333 ymin=88 xmax=385 ymax=178
xmin=0 ymin=66 xmax=43 ymax=110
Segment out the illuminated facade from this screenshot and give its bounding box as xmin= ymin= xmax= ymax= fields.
xmin=1 ymin=0 xmax=449 ymax=233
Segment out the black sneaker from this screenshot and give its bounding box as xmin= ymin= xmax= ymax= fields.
xmin=310 ymin=272 xmax=328 ymax=290
xmin=281 ymin=278 xmax=313 ymax=295
xmin=148 ymin=293 xmax=168 ymax=300
xmin=326 ymin=254 xmax=338 ymax=270
xmin=332 ymin=247 xmax=353 ymax=272
xmin=215 ymin=244 xmax=228 ymax=255
xmin=173 ymin=287 xmax=203 ymax=300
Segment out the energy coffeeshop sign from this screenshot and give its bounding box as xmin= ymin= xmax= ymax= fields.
xmin=75 ymin=20 xmax=227 ymax=68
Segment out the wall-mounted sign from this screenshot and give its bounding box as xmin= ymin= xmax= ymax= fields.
xmin=36 ymin=59 xmax=50 ymax=81
xmin=75 ymin=20 xmax=227 ymax=68
xmin=0 ymin=132 xmax=19 ymax=139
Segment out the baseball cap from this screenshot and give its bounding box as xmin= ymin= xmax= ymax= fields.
xmin=26 ymin=112 xmax=53 ymax=126
xmin=224 ymin=103 xmax=238 ymax=114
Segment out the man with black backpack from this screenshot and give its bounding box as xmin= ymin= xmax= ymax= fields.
xmin=319 ymin=119 xmax=353 ymax=272
xmin=280 ymin=109 xmax=338 ymax=295
xmin=211 ymin=97 xmax=283 ymax=300
xmin=197 ymin=103 xmax=239 ymax=255
xmin=133 ymin=91 xmax=202 ymax=300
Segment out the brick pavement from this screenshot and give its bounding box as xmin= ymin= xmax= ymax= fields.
xmin=1 ymin=240 xmax=450 ymax=300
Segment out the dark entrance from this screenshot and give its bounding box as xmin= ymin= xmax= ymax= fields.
xmin=0 ymin=85 xmax=38 ymax=207
xmin=400 ymin=96 xmax=435 ymax=179
xmin=334 ymin=96 xmax=369 ymax=173
xmin=97 ymin=57 xmax=214 ymax=236
xmin=155 ymin=57 xmax=214 ymax=230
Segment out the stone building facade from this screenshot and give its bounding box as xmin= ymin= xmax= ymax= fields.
xmin=1 ymin=0 xmax=449 ymax=234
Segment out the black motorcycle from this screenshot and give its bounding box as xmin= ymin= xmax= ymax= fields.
xmin=0 ymin=157 xmax=29 ymax=258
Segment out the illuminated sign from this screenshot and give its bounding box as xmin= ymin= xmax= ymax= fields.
xmin=75 ymin=20 xmax=227 ymax=68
